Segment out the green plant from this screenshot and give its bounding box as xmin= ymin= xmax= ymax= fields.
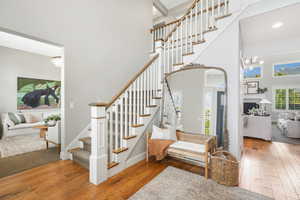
xmin=44 ymin=114 xmax=61 ymax=123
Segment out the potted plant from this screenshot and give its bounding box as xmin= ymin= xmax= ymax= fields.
xmin=44 ymin=114 xmax=61 ymax=127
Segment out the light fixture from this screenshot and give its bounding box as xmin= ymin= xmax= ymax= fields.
xmin=242 ymin=56 xmax=264 ymax=69
xmin=272 ymin=22 xmax=283 ymax=29
xmin=51 ymin=56 xmax=64 ymax=68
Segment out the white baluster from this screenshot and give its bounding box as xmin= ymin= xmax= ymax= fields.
xmin=143 ymin=72 xmax=147 ymax=112
xmin=114 ymin=105 xmax=119 ymax=150
xmin=195 ymin=2 xmax=198 ymax=43
xmin=185 ymin=18 xmax=188 ymax=54
xmin=206 ymin=0 xmax=209 ymax=31
xmin=129 ymin=86 xmax=132 ymax=134
xmin=180 ymin=21 xmax=183 ymax=61
xmin=225 ymin=0 xmax=228 ymax=15
xmin=124 ymin=92 xmax=128 ymax=138
xmin=218 ymin=0 xmax=221 ymax=17
xmin=120 ymin=97 xmax=124 ymax=147
xmin=176 ymin=27 xmax=179 ymax=64
xmin=201 ymin=0 xmax=204 ymax=41
xmin=189 ymin=9 xmax=193 ymax=53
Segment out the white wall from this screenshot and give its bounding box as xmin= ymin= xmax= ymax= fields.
xmin=0 ymin=46 xmax=60 ymax=113
xmin=0 ymin=0 xmax=153 ymax=152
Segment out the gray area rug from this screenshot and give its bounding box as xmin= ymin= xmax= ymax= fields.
xmin=272 ymin=125 xmax=300 ymax=145
xmin=130 ymin=167 xmax=273 ymax=200
xmin=0 ymin=133 xmax=53 ymax=158
xmin=0 ymin=147 xmax=60 ymax=178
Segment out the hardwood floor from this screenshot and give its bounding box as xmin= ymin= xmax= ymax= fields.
xmin=0 ymin=138 xmax=299 ymax=200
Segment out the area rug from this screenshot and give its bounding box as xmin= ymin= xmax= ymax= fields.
xmin=130 ymin=167 xmax=273 ymax=200
xmin=0 ymin=133 xmax=47 ymax=158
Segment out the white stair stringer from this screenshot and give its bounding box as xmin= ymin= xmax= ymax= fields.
xmin=108 ymin=100 xmax=161 ymax=177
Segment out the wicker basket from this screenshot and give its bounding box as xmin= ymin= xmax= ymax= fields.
xmin=210 ymin=151 xmax=239 ymax=186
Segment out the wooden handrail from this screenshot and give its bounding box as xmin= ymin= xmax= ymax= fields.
xmin=106 ymin=54 xmax=159 ymax=109
xmin=151 ymin=0 xmax=228 ymax=41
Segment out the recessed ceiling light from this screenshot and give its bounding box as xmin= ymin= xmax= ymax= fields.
xmin=272 ymin=22 xmax=283 ymax=29
xmin=259 ymin=60 xmax=264 ymax=65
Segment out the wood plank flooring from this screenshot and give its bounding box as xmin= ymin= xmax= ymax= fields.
xmin=240 ymin=138 xmax=300 ymax=200
xmin=0 ymin=138 xmax=299 ymax=200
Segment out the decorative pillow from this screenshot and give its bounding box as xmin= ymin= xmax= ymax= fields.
xmin=24 ymin=113 xmax=42 ymax=123
xmin=8 ymin=112 xmax=20 ymax=125
xmin=151 ymin=125 xmax=177 ymax=141
xmin=5 ymin=115 xmax=15 ymax=127
xmin=16 ymin=113 xmax=26 ymax=123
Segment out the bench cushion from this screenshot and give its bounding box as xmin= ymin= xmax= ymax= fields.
xmin=169 ymin=141 xmax=205 ymax=154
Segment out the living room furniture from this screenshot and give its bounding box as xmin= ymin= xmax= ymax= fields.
xmin=0 ymin=111 xmax=59 ymax=139
xmin=211 ymin=151 xmax=239 ymax=186
xmin=33 ymin=125 xmax=48 ymax=138
xmin=286 ymin=120 xmax=300 ymax=138
xmin=45 ymin=122 xmax=61 ymax=153
xmin=243 ymin=115 xmax=272 ymax=141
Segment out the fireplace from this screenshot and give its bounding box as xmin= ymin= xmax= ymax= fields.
xmin=243 ymin=102 xmax=259 ymax=114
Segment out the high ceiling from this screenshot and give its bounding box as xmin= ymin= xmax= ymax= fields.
xmin=160 ymin=0 xmax=191 ymax=10
xmin=153 ymin=0 xmax=192 ymax=19
xmin=241 ymin=3 xmax=300 ymax=47
xmin=0 ymin=30 xmax=63 ymax=57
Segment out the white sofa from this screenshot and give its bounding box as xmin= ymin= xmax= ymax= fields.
xmin=277 ymin=112 xmax=300 ymax=138
xmin=1 ymin=111 xmax=59 ymax=139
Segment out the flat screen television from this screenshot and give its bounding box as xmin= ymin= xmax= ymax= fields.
xmin=244 ymin=103 xmax=259 ymax=114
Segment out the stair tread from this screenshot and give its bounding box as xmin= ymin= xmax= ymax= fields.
xmin=131 ymin=124 xmax=144 ymax=128
xmin=123 ymin=135 xmax=137 ymax=140
xmin=173 ymin=63 xmax=184 ymax=66
xmin=153 ymin=97 xmax=162 ymax=99
xmin=108 ymin=161 xmax=119 ymax=169
xmin=183 ymin=52 xmax=194 ymax=56
xmin=79 ymin=137 xmax=91 ymax=144
xmin=140 ymin=114 xmax=151 ymax=117
xmin=192 ymin=39 xmax=206 ymax=45
xmin=113 ymin=147 xmax=129 ymax=154
xmin=147 ymin=105 xmax=157 ymax=108
xmin=68 ymin=147 xmax=82 ymax=153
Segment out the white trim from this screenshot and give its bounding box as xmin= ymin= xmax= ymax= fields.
xmin=272 ymin=60 xmax=300 ymax=78
xmin=125 ymin=152 xmax=146 ymax=168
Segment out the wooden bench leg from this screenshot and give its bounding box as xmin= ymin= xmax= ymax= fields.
xmin=205 ymin=153 xmax=208 ymax=179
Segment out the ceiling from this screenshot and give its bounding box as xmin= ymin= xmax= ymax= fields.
xmin=153 ymin=0 xmax=191 ymax=18
xmin=0 ymin=30 xmax=63 ymax=57
xmin=241 ymin=3 xmax=300 ymax=47
xmin=159 ymin=0 xmax=191 ymax=10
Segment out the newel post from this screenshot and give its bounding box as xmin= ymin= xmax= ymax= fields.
xmin=155 ymin=40 xmax=164 ymax=90
xmin=89 ymin=102 xmax=108 ymax=185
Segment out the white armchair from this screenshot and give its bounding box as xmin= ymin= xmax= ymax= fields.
xmin=286 ymin=120 xmax=300 ymax=138
xmin=45 ymin=121 xmax=61 ymax=152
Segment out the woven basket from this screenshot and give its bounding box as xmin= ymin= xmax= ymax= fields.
xmin=210 ymin=151 xmax=239 ymax=186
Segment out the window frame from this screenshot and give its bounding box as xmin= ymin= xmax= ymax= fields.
xmin=273 ymin=86 xmax=300 ymax=111
xmin=273 ymin=60 xmax=300 ymax=78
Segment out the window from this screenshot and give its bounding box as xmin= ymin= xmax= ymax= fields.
xmin=244 ymin=66 xmax=262 ymax=79
xmin=274 ymin=88 xmax=300 ymax=110
xmin=288 ymin=89 xmax=300 ymax=110
xmin=275 ymin=89 xmax=286 ymax=110
xmin=273 ymin=61 xmax=300 ymax=77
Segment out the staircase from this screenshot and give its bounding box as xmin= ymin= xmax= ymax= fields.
xmin=68 ymin=0 xmax=232 ymax=185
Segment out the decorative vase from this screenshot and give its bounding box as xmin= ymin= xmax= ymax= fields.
xmin=47 ymin=120 xmax=57 ymax=127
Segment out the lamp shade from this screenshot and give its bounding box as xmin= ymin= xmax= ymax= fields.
xmin=259 ymin=99 xmax=272 ymax=104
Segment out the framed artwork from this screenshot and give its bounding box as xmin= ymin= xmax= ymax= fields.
xmin=244 ymin=66 xmax=262 ymax=79
xmin=273 ymin=60 xmax=300 ymax=77
xmin=17 ymin=77 xmax=61 ymax=110
xmin=246 ymin=81 xmax=259 ymax=94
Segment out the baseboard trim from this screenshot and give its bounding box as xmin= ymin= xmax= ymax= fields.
xmin=60 ymin=151 xmax=72 ymax=160
xmin=125 ymin=152 xmax=146 ymax=168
